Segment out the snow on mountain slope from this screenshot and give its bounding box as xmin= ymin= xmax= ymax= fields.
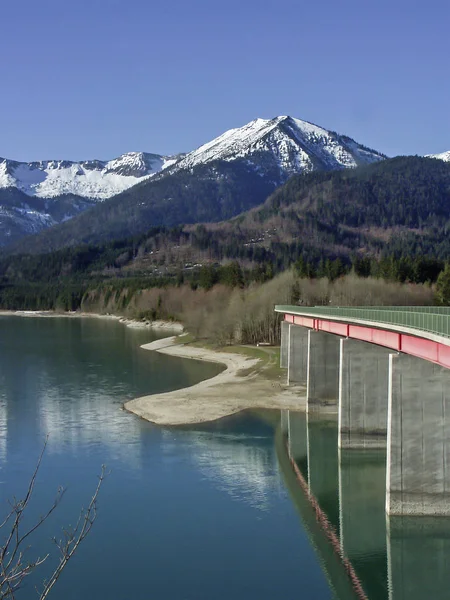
xmin=0 ymin=204 xmax=56 ymax=245
xmin=0 ymin=116 xmax=384 ymax=204
xmin=427 ymin=150 xmax=450 ymax=162
xmin=173 ymin=115 xmax=385 ymax=177
xmin=0 ymin=152 xmax=179 ymax=200
xmin=0 ymin=115 xmax=387 ymax=248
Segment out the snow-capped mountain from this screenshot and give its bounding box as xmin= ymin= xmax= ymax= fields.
xmin=0 ymin=151 xmax=179 ymax=200
xmin=1 ymin=115 xmax=387 ymax=249
xmin=427 ymin=150 xmax=450 ymax=162
xmin=172 ymin=115 xmax=385 ymax=177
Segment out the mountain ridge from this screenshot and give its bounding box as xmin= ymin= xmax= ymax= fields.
xmin=3 ymin=157 xmax=450 ymax=305
xmin=169 ymin=115 xmax=385 ymax=175
xmin=2 ymin=115 xmax=388 ymax=250
xmin=427 ymin=150 xmax=450 ymax=162
xmin=0 ymin=151 xmax=181 ymax=200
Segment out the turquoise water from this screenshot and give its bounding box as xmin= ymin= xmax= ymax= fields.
xmin=0 ymin=316 xmax=333 ymax=600
xmin=282 ymin=411 xmax=450 ymax=600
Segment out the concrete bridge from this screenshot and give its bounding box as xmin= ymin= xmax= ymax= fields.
xmin=276 ymin=305 xmax=450 ymax=517
xmin=280 ymin=410 xmax=450 ymax=599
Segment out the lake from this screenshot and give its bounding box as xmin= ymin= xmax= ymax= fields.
xmin=0 ymin=316 xmax=333 ymax=600
xmin=3 ymin=315 xmax=447 ymax=599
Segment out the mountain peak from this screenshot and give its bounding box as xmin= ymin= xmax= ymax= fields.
xmin=0 ymin=151 xmax=179 ymax=200
xmin=0 ymin=115 xmax=387 ymax=248
xmin=172 ymin=115 xmax=385 ymax=175
xmin=427 ymin=150 xmax=450 ymax=162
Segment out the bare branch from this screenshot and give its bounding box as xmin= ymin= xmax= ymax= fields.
xmin=1 ymin=437 xmax=49 ymax=567
xmin=39 ymin=465 xmax=106 ymax=600
xmin=0 ymin=441 xmax=106 ymax=600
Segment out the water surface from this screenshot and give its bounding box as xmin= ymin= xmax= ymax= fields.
xmin=0 ymin=316 xmax=333 ymax=600
xmin=283 ymin=410 xmax=450 ymax=600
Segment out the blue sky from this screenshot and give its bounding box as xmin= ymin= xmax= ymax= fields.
xmin=1 ymin=0 xmax=448 ymax=161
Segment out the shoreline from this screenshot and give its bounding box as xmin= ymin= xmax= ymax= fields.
xmin=1 ymin=309 xmax=306 ymax=425
xmin=124 ymin=336 xmax=306 ymax=426
xmin=0 ymin=309 xmax=183 ymax=332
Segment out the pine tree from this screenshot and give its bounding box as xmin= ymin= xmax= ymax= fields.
xmin=436 ymin=264 xmax=450 ymax=305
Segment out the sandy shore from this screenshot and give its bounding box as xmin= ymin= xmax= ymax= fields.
xmin=0 ymin=310 xmax=183 ymax=332
xmin=124 ymin=336 xmax=306 ymax=425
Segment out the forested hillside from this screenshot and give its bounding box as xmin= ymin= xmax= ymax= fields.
xmin=8 ymin=161 xmax=279 ymax=254
xmin=12 ymin=155 xmax=450 ymax=259
xmin=2 ymin=155 xmax=450 ymax=316
xmin=0 ymin=187 xmax=96 ymax=245
xmin=0 ymin=115 xmax=385 ymax=248
xmin=262 ymin=155 xmax=450 ymax=229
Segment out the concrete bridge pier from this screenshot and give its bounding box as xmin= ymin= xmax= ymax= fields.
xmin=339 ymin=338 xmax=390 ymax=449
xmin=280 ymin=321 xmax=290 ymax=369
xmin=387 ymin=353 xmax=450 ymax=516
xmin=307 ymin=330 xmax=340 ymax=412
xmin=287 ymin=324 xmax=309 ymax=385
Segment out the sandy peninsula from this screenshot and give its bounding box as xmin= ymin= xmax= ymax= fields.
xmin=124 ymin=336 xmax=306 ymax=425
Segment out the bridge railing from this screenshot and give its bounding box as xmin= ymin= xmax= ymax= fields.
xmin=354 ymin=306 xmax=450 ymax=314
xmin=274 ymin=305 xmax=450 ymax=339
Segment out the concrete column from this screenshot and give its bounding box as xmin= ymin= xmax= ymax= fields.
xmin=386 ymin=353 xmax=450 ymax=516
xmin=287 ymin=325 xmax=309 ymax=385
xmin=339 ymin=338 xmax=390 ymax=450
xmin=387 ymin=516 xmax=450 ymax=599
xmin=280 ymin=321 xmax=290 ymax=369
xmin=287 ymin=410 xmax=307 ymax=465
xmin=307 ymin=330 xmax=340 ymax=412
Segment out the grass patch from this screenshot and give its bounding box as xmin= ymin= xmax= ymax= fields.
xmin=224 ymin=346 xmax=281 ymax=379
xmin=219 ymin=345 xmax=271 ymax=377
xmin=176 ymin=332 xmax=196 ymax=344
xmin=210 ymin=343 xmax=282 ymax=380
xmin=175 ymin=334 xmax=284 ymax=381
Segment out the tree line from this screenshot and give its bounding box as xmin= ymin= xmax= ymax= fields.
xmin=0 ymin=252 xmax=449 ymax=313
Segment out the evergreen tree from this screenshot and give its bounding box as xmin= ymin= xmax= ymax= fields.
xmin=436 ymin=264 xmax=450 ymax=305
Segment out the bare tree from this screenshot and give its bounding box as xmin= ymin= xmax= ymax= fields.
xmin=0 ymin=440 xmax=105 ymax=599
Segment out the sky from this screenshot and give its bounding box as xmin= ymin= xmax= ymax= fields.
xmin=1 ymin=0 xmax=449 ymax=161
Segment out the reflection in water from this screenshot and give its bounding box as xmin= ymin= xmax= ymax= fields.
xmin=339 ymin=449 xmax=387 ymax=599
xmin=307 ymin=415 xmax=340 ymax=534
xmin=277 ymin=417 xmax=359 ymax=600
xmin=283 ymin=409 xmax=450 ymax=600
xmin=180 ymin=429 xmax=283 ymax=511
xmin=0 ymin=316 xmax=223 ymax=466
xmin=6 ymin=315 xmax=450 ymax=599
xmin=37 ymin=384 xmax=145 ymax=467
xmin=0 ymin=317 xmax=333 ymax=600
xmin=0 ymin=397 xmax=6 ymax=465
xmin=387 ymin=517 xmax=450 ymax=600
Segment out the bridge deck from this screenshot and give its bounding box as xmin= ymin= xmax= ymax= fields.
xmin=275 ymin=305 xmax=450 ymax=368
xmin=275 ymin=305 xmax=450 ymax=339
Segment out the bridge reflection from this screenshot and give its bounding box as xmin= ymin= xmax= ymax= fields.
xmin=278 ymin=410 xmax=450 ymax=600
